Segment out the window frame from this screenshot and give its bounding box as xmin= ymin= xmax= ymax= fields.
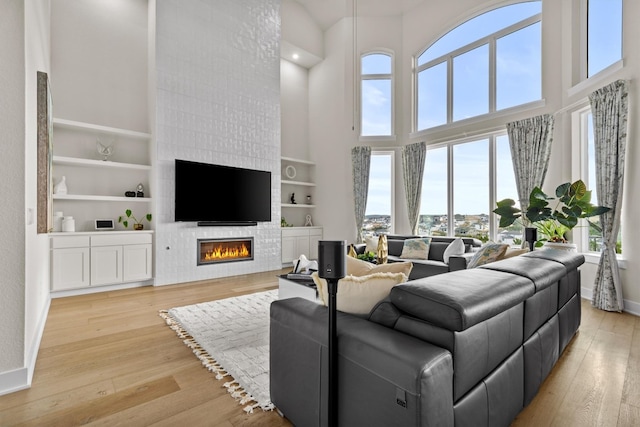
xmin=582 ymin=0 xmax=624 ymax=80
xmin=360 ymin=50 xmax=396 ymax=140
xmin=413 ymin=12 xmax=542 ymax=134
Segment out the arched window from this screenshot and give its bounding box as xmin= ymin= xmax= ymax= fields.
xmin=361 ymin=52 xmax=393 ymax=136
xmin=415 ymin=2 xmax=542 ymax=131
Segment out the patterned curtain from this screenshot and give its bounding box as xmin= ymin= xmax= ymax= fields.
xmin=352 ymin=146 xmax=371 ymax=243
xmin=401 ymin=142 xmax=427 ymax=234
xmin=590 ymin=80 xmax=628 ymax=312
xmin=506 ymin=113 xmax=555 ymax=224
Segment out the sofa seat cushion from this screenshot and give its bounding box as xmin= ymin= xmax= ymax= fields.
xmin=479 ymin=255 xmax=567 ymax=292
xmin=312 ymin=271 xmax=408 ymax=315
xmin=390 ymin=268 xmax=534 ymax=331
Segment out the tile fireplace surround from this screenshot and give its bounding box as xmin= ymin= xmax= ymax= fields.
xmin=197 ymin=237 xmax=254 ymax=266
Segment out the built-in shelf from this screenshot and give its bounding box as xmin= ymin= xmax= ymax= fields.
xmin=282 ymin=179 xmax=316 ymax=187
xmin=53 ymin=118 xmax=151 ymax=140
xmin=281 ymin=203 xmax=316 ymax=208
xmin=53 ymin=194 xmax=152 ymax=202
xmin=281 ymin=156 xmax=315 ymax=166
xmin=53 ymin=156 xmax=151 ymax=171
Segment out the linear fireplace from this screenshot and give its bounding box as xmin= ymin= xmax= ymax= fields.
xmin=197 ymin=237 xmax=254 ymax=265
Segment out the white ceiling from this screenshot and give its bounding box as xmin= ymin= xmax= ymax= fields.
xmin=292 ymin=0 xmax=426 ymax=30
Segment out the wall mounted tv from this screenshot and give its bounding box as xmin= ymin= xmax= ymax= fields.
xmin=175 ymin=159 xmax=271 ymax=225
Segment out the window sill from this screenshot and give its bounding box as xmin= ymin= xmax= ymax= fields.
xmin=567 ymin=59 xmax=625 ymax=98
xmin=582 ymin=252 xmax=627 ymax=270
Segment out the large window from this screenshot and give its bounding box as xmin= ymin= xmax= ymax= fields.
xmin=587 ymin=0 xmax=623 ymax=77
xmin=418 ymin=134 xmax=517 ymax=242
xmin=362 ymin=152 xmax=394 ymax=237
xmin=361 ymin=53 xmax=393 ymax=136
xmin=415 ymin=2 xmax=541 ymax=131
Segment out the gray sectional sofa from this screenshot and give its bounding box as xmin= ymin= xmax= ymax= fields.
xmin=354 ymin=235 xmax=482 ymax=280
xmin=270 ymin=249 xmax=584 ymax=427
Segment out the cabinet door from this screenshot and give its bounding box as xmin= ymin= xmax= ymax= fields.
xmin=282 ymin=235 xmax=297 ymax=264
xmin=309 ymin=231 xmax=323 ymax=260
xmin=51 ymin=247 xmax=90 ymax=290
xmin=294 ymin=235 xmax=311 ymax=258
xmin=91 ymin=246 xmax=123 ymax=286
xmin=123 ymin=244 xmax=153 ymax=282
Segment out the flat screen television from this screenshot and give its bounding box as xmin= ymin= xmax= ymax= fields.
xmin=175 ymin=159 xmax=271 ymax=224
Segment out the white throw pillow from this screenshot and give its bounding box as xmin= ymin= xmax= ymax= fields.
xmin=312 ymin=272 xmax=408 ymax=315
xmin=346 ymin=255 xmax=413 ymax=278
xmin=443 ymin=237 xmax=465 ymax=264
xmin=365 ymin=236 xmax=379 ymax=253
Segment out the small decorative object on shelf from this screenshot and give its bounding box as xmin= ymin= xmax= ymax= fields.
xmin=125 ymin=191 xmax=136 ymax=197
xmin=96 ymin=137 xmax=115 ymax=161
xmin=136 ymin=183 xmax=144 ymax=197
xmin=306 ymin=195 xmax=311 ymax=204
xmin=290 ymin=193 xmax=296 ymax=204
xmin=62 ymin=216 xmax=75 ymax=232
xmin=53 ymin=176 xmax=68 ymax=195
xmin=53 ymin=211 xmax=64 ymax=232
xmin=118 ymin=209 xmax=152 ymax=230
xmin=281 ymin=217 xmax=293 ymax=227
xmin=305 ymin=214 xmax=313 ymax=227
xmin=285 ymin=165 xmax=296 ymax=179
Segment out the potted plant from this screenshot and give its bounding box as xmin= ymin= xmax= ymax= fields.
xmin=493 ymin=180 xmax=610 ymax=249
xmin=118 ymin=209 xmax=152 ymax=230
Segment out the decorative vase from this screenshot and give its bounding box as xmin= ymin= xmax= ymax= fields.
xmin=134 ymin=223 xmax=143 ymax=230
xmin=524 ymin=227 xmax=537 ymax=252
xmin=376 ymin=235 xmax=388 ymax=264
xmin=543 ymin=241 xmax=577 ymax=252
xmin=54 ymin=176 xmax=68 ymax=195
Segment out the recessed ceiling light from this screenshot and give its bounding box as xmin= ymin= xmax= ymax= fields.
xmin=292 ymin=53 xmax=300 ymax=60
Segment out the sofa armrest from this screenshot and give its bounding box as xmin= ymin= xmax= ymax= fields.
xmin=447 ymin=253 xmax=475 ymax=271
xmin=270 ymin=298 xmax=454 ymax=427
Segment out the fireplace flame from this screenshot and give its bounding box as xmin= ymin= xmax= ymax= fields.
xmin=203 ymin=242 xmax=250 ymax=261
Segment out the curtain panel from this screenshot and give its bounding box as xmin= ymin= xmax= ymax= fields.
xmin=506 ymin=113 xmax=555 ymax=223
xmin=352 ymin=146 xmax=371 ymax=243
xmin=589 ymin=79 xmax=628 ymax=312
xmin=401 ymin=142 xmax=427 ymax=234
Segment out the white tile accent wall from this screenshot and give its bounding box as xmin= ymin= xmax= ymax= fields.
xmin=154 ymin=0 xmax=281 ymax=285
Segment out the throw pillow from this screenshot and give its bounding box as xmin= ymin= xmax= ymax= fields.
xmin=399 ymin=237 xmax=431 ymax=260
xmin=466 ymin=242 xmax=509 ymax=268
xmin=443 ymin=237 xmax=465 ymax=264
xmin=346 ymin=255 xmax=413 ymax=278
xmin=365 ymin=236 xmax=379 ymax=253
xmin=501 ymin=247 xmax=529 ymax=260
xmin=312 ymin=272 xmax=408 ymax=315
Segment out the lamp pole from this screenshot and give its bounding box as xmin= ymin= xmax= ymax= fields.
xmin=318 ymin=240 xmax=346 ymax=427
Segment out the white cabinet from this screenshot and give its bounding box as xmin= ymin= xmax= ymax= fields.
xmin=51 ymin=236 xmax=91 ymax=291
xmin=51 ymin=231 xmax=153 ymax=292
xmin=281 ymin=227 xmax=323 ymax=265
xmin=51 ymin=118 xmax=153 ymax=232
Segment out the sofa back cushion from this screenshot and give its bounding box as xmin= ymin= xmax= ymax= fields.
xmin=428 ymin=242 xmax=449 ymax=262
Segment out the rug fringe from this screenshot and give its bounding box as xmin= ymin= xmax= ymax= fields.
xmin=159 ymin=309 xmax=274 ymax=413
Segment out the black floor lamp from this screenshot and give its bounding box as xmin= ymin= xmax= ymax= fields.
xmin=318 ymin=240 xmax=346 ymax=427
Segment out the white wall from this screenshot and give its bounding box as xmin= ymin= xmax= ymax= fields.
xmin=0 ymin=0 xmax=26 ymax=392
xmin=153 ymin=0 xmax=282 ymax=285
xmin=281 ymin=59 xmax=310 ymax=161
xmin=24 ymin=0 xmax=51 ymax=386
xmin=308 ymin=0 xmax=640 ymax=310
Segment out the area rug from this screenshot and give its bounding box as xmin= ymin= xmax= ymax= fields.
xmin=159 ymin=290 xmax=278 ymax=413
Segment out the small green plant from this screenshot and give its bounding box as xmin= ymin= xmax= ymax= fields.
xmin=357 ymin=251 xmax=376 ymax=263
xmin=118 ymin=209 xmax=152 ymax=228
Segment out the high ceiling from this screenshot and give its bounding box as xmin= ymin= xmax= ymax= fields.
xmin=292 ymin=0 xmax=426 ymax=30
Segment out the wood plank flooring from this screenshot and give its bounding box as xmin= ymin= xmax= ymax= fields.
xmin=0 ymin=270 xmax=638 ymax=426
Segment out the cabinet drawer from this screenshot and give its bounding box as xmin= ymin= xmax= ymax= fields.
xmin=282 ymin=228 xmax=307 ymax=238
xmin=91 ymin=233 xmax=152 ymax=247
xmin=309 ymin=228 xmax=323 ymax=237
xmin=51 ymin=236 xmax=90 ymax=249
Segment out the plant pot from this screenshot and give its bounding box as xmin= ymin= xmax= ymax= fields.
xmin=543 ymin=241 xmax=577 ymax=252
xmin=133 ymin=223 xmax=144 ymax=230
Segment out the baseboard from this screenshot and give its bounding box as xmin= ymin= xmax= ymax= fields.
xmin=581 ymin=287 xmax=640 ymax=317
xmin=0 ymin=295 xmax=52 ymax=397
xmin=50 ymin=280 xmax=151 ymax=298
xmin=0 ymin=368 xmax=30 ymax=396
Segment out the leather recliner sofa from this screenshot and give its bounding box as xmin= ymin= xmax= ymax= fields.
xmin=270 ymin=249 xmax=583 ymax=427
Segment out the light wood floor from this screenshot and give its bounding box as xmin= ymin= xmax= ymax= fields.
xmin=0 ymin=270 xmax=638 ymax=426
